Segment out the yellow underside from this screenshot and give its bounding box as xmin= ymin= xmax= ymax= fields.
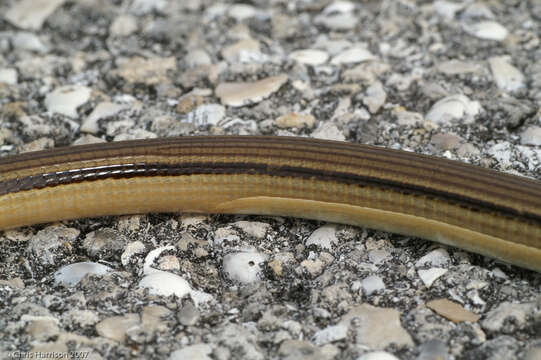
xmin=1 ymin=174 xmax=540 ymax=272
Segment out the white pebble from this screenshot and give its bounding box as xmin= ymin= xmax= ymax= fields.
xmin=185 ymin=49 xmax=212 ymax=67
xmin=418 ymin=268 xmax=448 ymax=287
xmin=54 ymin=262 xmax=112 ymax=286
xmin=169 ymin=344 xmax=213 ymax=360
xmin=223 ymin=251 xmax=268 ymax=283
xmin=305 ymin=224 xmax=338 ymax=250
xmin=228 ymin=4 xmax=256 ymax=21
xmin=323 ymin=1 xmax=355 ymax=14
xmin=0 ymin=68 xmax=17 ymax=85
xmin=110 ymin=14 xmax=138 ymax=37
xmin=121 ymin=241 xmax=146 ymax=266
xmin=187 ymin=104 xmax=226 ymax=126
xmin=312 ymin=122 xmax=346 ymax=141
xmin=433 ymin=0 xmax=465 ymax=19
xmin=357 ymin=351 xmax=400 ymax=360
xmin=415 ymin=248 xmax=450 ymax=268
xmin=331 ymin=47 xmax=375 ymax=65
xmin=488 ymin=56 xmax=525 ymax=92
xmin=464 ymin=21 xmax=508 ymax=41
xmin=45 ymin=85 xmax=92 ymax=118
xmin=363 ymin=81 xmax=387 ymax=113
xmin=139 ymin=271 xmax=192 ymax=297
xmin=139 ymin=272 xmax=213 ymax=305
xmin=82 ymin=102 xmax=127 ymax=134
xmin=289 ymin=49 xmax=329 ymax=66
xmin=315 ymin=13 xmax=358 ymax=31
xmin=425 ymin=94 xmax=481 ymax=124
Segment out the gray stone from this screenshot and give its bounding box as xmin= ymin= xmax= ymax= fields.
xmin=27 ymin=225 xmax=80 ymax=265
xmin=417 ymin=339 xmax=450 ymax=360
xmin=178 ymin=302 xmax=200 ymax=326
xmin=341 ymin=304 xmax=413 ymax=349
xmin=95 ymin=314 xmax=140 ymax=343
xmin=6 ymin=0 xmax=65 ymax=30
xmin=482 ymin=302 xmax=536 ymax=332
xmin=82 ymin=228 xmax=127 ymax=258
xmin=520 ymin=126 xmax=541 ymax=146
xmin=361 ymin=275 xmax=385 ymax=296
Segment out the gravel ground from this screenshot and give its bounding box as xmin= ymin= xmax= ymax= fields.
xmin=1 ymin=1 xmax=541 ymax=359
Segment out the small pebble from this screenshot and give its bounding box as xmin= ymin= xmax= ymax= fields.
xmin=223 ymin=251 xmax=268 ymax=283
xmin=418 ymin=268 xmax=448 ymax=287
xmin=185 ymin=49 xmax=212 ymax=67
xmin=306 ymin=224 xmax=338 ymax=250
xmin=341 ymin=304 xmax=413 ymax=349
xmin=44 ymin=85 xmax=92 ymax=118
xmin=331 ymin=47 xmax=375 ymax=65
xmin=312 ymin=323 xmax=348 ymax=345
xmin=488 ymin=56 xmax=525 ymax=92
xmin=82 ymin=102 xmax=128 ymax=134
xmin=187 ymin=104 xmax=226 ymax=126
xmin=232 ymin=221 xmax=270 ymax=240
xmin=464 ymin=21 xmax=508 ymax=41
xmin=417 ymin=339 xmax=450 ymax=360
xmin=289 ymin=49 xmax=329 ymax=66
xmin=415 ymin=248 xmax=450 ymax=268
xmin=169 ymin=344 xmax=213 ymax=360
xmin=0 ymin=68 xmax=18 ymax=85
xmin=110 ymin=14 xmax=138 ymax=37
xmin=113 ymin=57 xmax=176 ymax=85
xmin=425 ymin=94 xmax=481 ymax=124
xmin=361 ymin=275 xmax=385 ymax=296
xmin=95 ymin=314 xmax=140 ymax=344
xmin=54 ymin=262 xmax=112 ymax=286
xmin=357 ymin=351 xmax=400 ymax=360
xmin=276 ymin=112 xmax=316 ymax=129
xmin=482 ymin=302 xmax=535 ymax=332
xmin=215 ymin=74 xmax=288 ymax=107
xmin=228 ymin=4 xmax=257 ymax=21
xmin=520 ymin=126 xmax=541 ymax=146
xmin=363 ymin=81 xmax=387 ymax=113
xmin=5 ymin=0 xmax=65 ymax=30
xmin=315 ymin=13 xmax=358 ymax=31
xmin=426 ymin=299 xmax=480 ymax=323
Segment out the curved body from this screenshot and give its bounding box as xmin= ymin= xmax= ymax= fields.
xmin=1 ymin=136 xmax=540 ymax=271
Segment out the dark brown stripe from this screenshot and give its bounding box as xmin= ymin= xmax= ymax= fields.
xmin=2 ymin=161 xmax=540 ymax=224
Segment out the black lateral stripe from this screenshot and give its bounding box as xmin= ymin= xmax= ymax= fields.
xmin=1 ymin=161 xmax=539 ymax=224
